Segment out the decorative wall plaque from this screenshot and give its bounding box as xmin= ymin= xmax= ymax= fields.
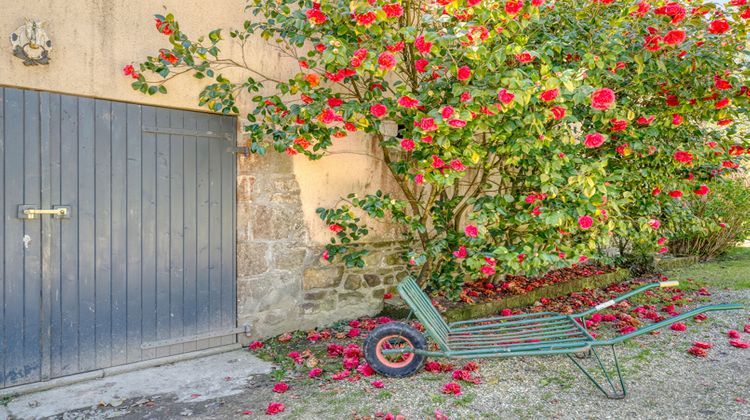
xmin=10 ymin=19 xmax=51 ymax=66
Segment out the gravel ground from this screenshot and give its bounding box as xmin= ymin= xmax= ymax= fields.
xmin=49 ymin=290 xmax=750 ymax=420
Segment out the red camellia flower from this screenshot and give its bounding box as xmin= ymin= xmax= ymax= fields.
xmin=708 ymin=19 xmax=730 ymax=34
xmin=655 ymin=2 xmax=686 ymax=24
xmin=673 ymin=150 xmax=694 ymax=164
xmin=415 ymin=58 xmax=429 ymax=73
xmin=155 ymin=18 xmax=174 ymax=35
xmin=610 ymin=118 xmax=628 ymax=132
xmin=273 ymin=382 xmax=289 ymax=393
xmin=670 ymin=322 xmax=687 ymax=331
xmin=505 ymin=0 xmax=524 ymax=15
xmin=306 ymin=6 xmax=327 ymax=25
xmin=648 ymin=219 xmax=661 ymax=230
xmin=672 ymin=114 xmax=683 ymax=125
xmin=442 ymin=382 xmax=462 ymax=395
xmin=540 ymin=88 xmax=559 ymax=102
xmin=441 ymin=106 xmax=455 ymax=119
xmin=590 ymin=88 xmax=616 ymax=110
xmin=248 ymin=340 xmax=264 ymax=350
xmin=688 ymin=346 xmax=708 ymax=357
xmin=309 ymin=368 xmax=323 ymax=378
xmin=354 ymin=11 xmax=377 ymax=26
xmin=714 ymin=76 xmax=732 ymax=90
xmin=465 ymin=225 xmax=478 ymax=237
xmin=122 ymin=64 xmax=139 ymax=79
xmin=159 ymin=50 xmax=178 ymax=65
xmin=694 ymin=185 xmax=710 ymax=195
xmin=329 ymin=224 xmax=344 ymax=233
xmin=637 ymin=115 xmax=655 ymax=126
xmin=714 ymin=98 xmax=730 ymax=109
xmin=382 ymin=3 xmax=404 ymax=18
xmin=728 ymin=330 xmax=741 ymax=339
xmin=397 ymin=96 xmax=420 ymax=108
xmin=550 ymin=106 xmax=566 ymax=120
xmin=497 ymin=89 xmax=515 ymax=105
xmin=266 ymin=402 xmax=285 ymax=415
xmin=378 ymin=52 xmax=396 ymax=70
xmin=668 ymin=190 xmax=683 ymax=198
xmin=370 ymin=103 xmax=387 ymax=118
xmin=457 ymin=65 xmax=472 ymax=81
xmin=583 ymin=132 xmax=605 ymax=148
xmin=417 ymin=117 xmax=438 ymax=132
xmin=578 ymin=215 xmax=594 ymax=229
xmin=663 ymin=29 xmax=686 ymax=45
xmin=515 ymin=52 xmax=534 ymax=63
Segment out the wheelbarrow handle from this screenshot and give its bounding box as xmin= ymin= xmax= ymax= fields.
xmin=572 ymin=281 xmax=680 ymax=318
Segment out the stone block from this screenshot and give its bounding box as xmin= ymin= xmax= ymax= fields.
xmin=344 ymin=274 xmax=363 ymax=290
xmin=272 ymin=245 xmax=307 ymax=270
xmin=252 ymin=205 xmax=306 ymax=241
xmin=236 ymin=175 xmax=256 ymax=202
xmin=363 ymin=274 xmax=381 ymax=287
xmin=304 ymin=290 xmax=328 ymax=301
xmin=338 ymin=291 xmax=365 ymax=307
xmin=236 ymin=242 xmax=269 ymax=277
xmin=362 ymin=250 xmax=384 ymax=266
xmin=384 ymin=252 xmax=404 ymax=266
xmin=371 ymin=288 xmax=385 ymax=299
xmin=303 ymin=266 xmax=344 ymax=290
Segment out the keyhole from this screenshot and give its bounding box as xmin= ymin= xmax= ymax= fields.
xmin=23 ymin=234 xmax=31 ymax=249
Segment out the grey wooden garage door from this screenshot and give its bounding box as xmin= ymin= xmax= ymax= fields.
xmin=0 ymin=87 xmax=237 ymax=388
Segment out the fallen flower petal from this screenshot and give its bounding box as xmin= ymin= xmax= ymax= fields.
xmin=272 ymin=382 xmax=289 ymax=393
xmin=670 ymin=322 xmax=687 ymax=332
xmin=688 ymin=346 xmax=708 ymax=357
xmin=728 ymin=330 xmax=741 ymax=339
xmin=371 ymin=380 xmax=384 ymax=388
xmin=729 ymin=339 xmax=749 ymax=349
xmin=693 ymin=341 xmax=713 ymax=349
xmin=442 ymin=382 xmax=462 ymax=395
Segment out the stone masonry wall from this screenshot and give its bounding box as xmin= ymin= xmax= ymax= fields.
xmin=236 ymin=151 xmax=407 ymax=341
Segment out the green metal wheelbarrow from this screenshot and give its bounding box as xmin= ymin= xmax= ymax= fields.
xmin=364 ymin=277 xmax=744 ymax=398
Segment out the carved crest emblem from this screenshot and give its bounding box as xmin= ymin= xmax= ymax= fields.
xmin=10 ymin=19 xmax=52 ymax=66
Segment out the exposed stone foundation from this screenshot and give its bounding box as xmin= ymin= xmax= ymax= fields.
xmin=236 ymin=152 xmax=406 ymax=341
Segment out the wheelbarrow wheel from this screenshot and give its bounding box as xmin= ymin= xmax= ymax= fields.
xmin=364 ymin=322 xmax=427 ymax=378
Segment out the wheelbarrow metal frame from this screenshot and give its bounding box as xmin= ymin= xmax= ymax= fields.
xmin=386 ymin=276 xmax=744 ymax=398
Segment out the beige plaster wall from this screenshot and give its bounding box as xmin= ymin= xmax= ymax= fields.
xmin=0 ymin=0 xmax=399 ymax=244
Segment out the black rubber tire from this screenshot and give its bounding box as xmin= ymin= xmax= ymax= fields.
xmin=364 ymin=322 xmax=427 ymax=378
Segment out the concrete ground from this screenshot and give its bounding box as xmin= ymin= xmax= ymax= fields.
xmin=0 ymin=350 xmax=272 ymax=419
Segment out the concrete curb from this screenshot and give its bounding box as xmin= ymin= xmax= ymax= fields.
xmin=0 ymin=343 xmax=241 ymax=398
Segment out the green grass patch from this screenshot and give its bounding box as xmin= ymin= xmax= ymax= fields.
xmin=665 ymin=247 xmax=750 ymax=290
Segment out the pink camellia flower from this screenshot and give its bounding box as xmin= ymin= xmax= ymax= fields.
xmin=457 ymin=66 xmax=472 ymax=81
xmin=744 ymin=324 xmax=750 ymax=334
xmin=465 ymin=225 xmax=478 ymax=237
xmin=550 ymin=106 xmax=566 ymax=120
xmin=448 ymin=119 xmax=467 ymax=128
xmin=672 ymin=114 xmax=683 ymax=126
xmin=122 ymin=64 xmax=139 ymax=79
xmin=266 ymin=402 xmax=285 ymax=415
xmin=539 ymin=88 xmax=559 ymax=102
xmin=397 ymin=96 xmax=420 ymax=108
xmin=480 ymin=265 xmax=496 ymax=276
xmin=694 ymin=341 xmax=713 ymax=349
xmin=518 ymin=253 xmax=526 ymax=263
xmin=414 ymin=35 xmax=433 ymax=54
xmin=460 ymin=91 xmax=472 ymax=102
xmin=497 ymin=89 xmax=515 ymax=105
xmin=431 ymin=155 xmax=446 ymax=169
xmin=309 ymin=368 xmax=323 ymax=378
xmin=663 ymin=29 xmax=686 ymax=45
xmin=273 ymin=382 xmax=289 ymax=393
xmin=347 ymin=328 xmax=361 ymax=338
xmin=658 ymin=237 xmax=667 ymax=245
xmin=694 ymin=185 xmax=710 ymax=195
xmin=357 ymin=363 xmax=375 ymax=376
xmin=248 ymin=340 xmax=264 ymax=350
xmin=371 ymin=380 xmax=385 ymax=388
xmin=417 ymin=117 xmax=438 ymax=132
xmin=378 ymin=52 xmax=396 ymax=70
xmin=382 ymin=3 xmax=404 ymax=18
xmin=590 ymin=88 xmax=616 ymax=110
xmin=728 ymin=330 xmax=741 ymax=339
xmin=441 ymin=106 xmax=455 ymax=119
xmin=648 ymin=219 xmax=661 ymax=230
xmin=610 ymin=118 xmax=628 ymax=132
xmin=578 ymin=215 xmax=594 ymax=229
xmin=450 ymin=159 xmax=467 ymax=171
xmin=708 ymin=19 xmax=730 ymax=34
xmin=583 ymin=133 xmax=605 ymax=148
xmin=414 ymin=174 xmax=424 ymax=185
xmin=442 ymin=382 xmax=462 ymax=395
xmin=415 ymin=58 xmax=429 ymax=73
xmin=401 ymin=138 xmax=415 ymax=151
xmin=370 ymin=103 xmax=387 ymax=118
xmin=453 ymin=246 xmax=468 ymax=258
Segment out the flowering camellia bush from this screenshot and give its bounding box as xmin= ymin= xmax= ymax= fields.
xmin=129 ymin=0 xmax=749 ymax=295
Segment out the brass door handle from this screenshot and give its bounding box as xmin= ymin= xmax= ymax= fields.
xmin=17 ymin=205 xmax=71 ymax=219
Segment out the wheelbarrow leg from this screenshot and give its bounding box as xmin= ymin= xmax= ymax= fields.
xmin=567 ymin=345 xmax=626 ymax=399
